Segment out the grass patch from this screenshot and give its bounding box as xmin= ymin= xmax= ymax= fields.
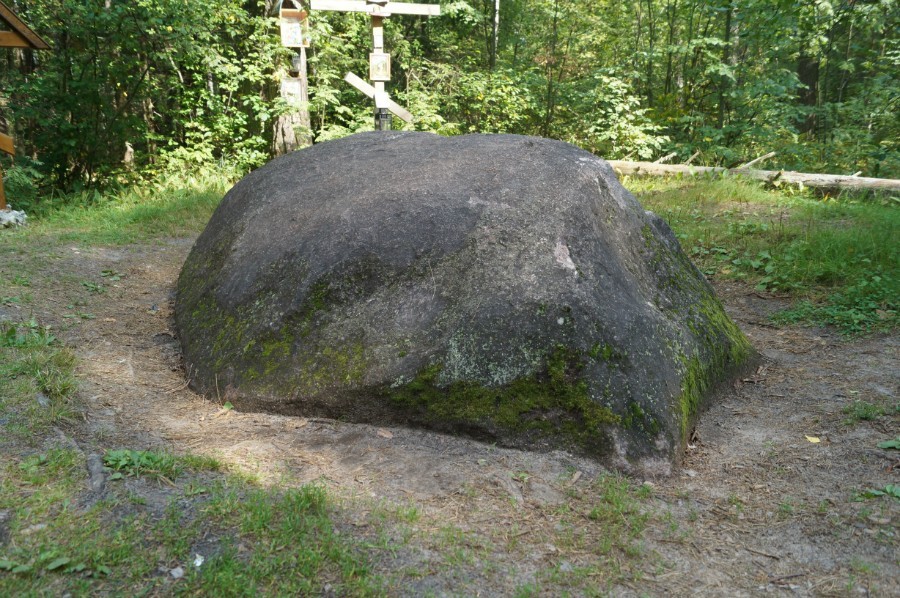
xmin=0 ymin=315 xmax=383 ymax=595
xmin=523 ymin=473 xmax=655 ymax=595
xmin=102 ymin=449 xmax=223 ymax=481
xmin=0 ymin=319 xmax=78 ymax=440
xmin=0 ymin=172 xmax=229 ymax=247
xmin=630 ymin=177 xmax=898 ymax=334
xmin=841 ymin=400 xmax=896 ymax=425
xmin=173 ymin=483 xmax=383 ymax=595
xmin=0 ymin=453 xmax=384 ymax=595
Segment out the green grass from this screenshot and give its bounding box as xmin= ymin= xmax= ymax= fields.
xmin=841 ymin=400 xmax=897 ymax=425
xmin=0 ymin=320 xmax=78 ymax=440
xmin=0 ymin=454 xmax=385 ymax=595
xmin=0 ymin=172 xmax=230 ymax=247
xmin=0 ymin=316 xmax=384 ymax=596
xmin=630 ymin=176 xmax=898 ymax=334
xmin=102 ymin=448 xmax=223 ymax=481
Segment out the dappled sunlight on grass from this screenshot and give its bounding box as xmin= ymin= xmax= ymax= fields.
xmin=1 ymin=173 xmax=230 ymax=246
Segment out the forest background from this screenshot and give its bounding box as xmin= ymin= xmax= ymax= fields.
xmin=0 ymin=0 xmax=897 ymax=200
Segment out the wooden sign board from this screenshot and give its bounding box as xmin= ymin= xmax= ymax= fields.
xmin=0 ymin=132 xmax=13 ymax=157
xmin=279 ymin=9 xmax=310 ymax=48
xmin=369 ymin=52 xmax=390 ymax=81
xmin=280 ymin=77 xmax=305 ymax=106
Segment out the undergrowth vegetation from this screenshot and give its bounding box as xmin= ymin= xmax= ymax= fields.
xmin=635 ymin=176 xmax=898 ymax=334
xmin=4 ymin=171 xmax=231 ymax=246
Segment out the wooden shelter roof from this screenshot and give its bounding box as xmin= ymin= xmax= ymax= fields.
xmin=0 ymin=0 xmax=50 ymax=50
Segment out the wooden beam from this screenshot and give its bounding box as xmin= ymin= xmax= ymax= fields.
xmin=0 ymin=30 xmax=29 ymax=48
xmin=343 ymin=72 xmax=413 ymax=121
xmin=607 ymin=160 xmax=900 ymax=192
xmin=0 ymin=133 xmax=13 ymax=157
xmin=310 ymin=0 xmax=440 ymax=16
xmin=0 ymin=0 xmax=50 ymax=49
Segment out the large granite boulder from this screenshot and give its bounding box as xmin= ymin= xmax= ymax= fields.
xmin=175 ymin=132 xmax=753 ymax=475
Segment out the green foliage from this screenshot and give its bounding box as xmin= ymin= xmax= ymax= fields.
xmin=0 ymin=320 xmax=77 ymax=439
xmin=4 ymin=0 xmax=285 ymax=189
xmin=4 ymin=0 xmax=897 ymax=193
xmin=1 ymin=319 xmax=57 ymax=349
xmin=103 ymin=449 xmax=182 ymax=480
xmin=102 ymin=449 xmax=222 ymax=481
xmin=1 ymin=172 xmax=229 ymax=245
xmin=775 ymin=268 xmax=897 ymax=334
xmin=571 ymin=73 xmax=669 ymax=160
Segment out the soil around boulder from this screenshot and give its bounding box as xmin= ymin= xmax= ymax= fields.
xmin=175 ymin=132 xmax=754 ymax=475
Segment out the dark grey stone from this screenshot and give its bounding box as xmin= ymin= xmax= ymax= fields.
xmin=175 ymin=132 xmax=754 ymax=475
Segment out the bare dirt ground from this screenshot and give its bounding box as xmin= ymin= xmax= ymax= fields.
xmin=3 ymin=237 xmax=898 ymax=596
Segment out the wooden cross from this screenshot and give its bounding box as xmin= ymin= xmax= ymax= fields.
xmin=309 ymin=0 xmax=440 ymax=130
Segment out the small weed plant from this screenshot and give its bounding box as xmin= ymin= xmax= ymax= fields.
xmin=841 ymin=400 xmax=893 ymax=425
xmin=103 ymin=449 xmax=222 ymax=481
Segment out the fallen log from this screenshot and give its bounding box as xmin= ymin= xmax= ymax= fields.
xmin=607 ymin=160 xmax=900 ymax=192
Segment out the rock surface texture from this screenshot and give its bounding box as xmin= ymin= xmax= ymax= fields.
xmin=175 ymin=132 xmax=753 ymax=475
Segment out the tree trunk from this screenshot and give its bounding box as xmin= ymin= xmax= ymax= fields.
xmin=645 ymin=0 xmax=655 ymax=107
xmin=717 ymin=2 xmax=732 ymax=129
xmin=489 ymin=0 xmax=500 ymax=70
xmin=797 ymin=52 xmax=820 ymax=135
xmin=273 ymin=47 xmax=312 ymax=156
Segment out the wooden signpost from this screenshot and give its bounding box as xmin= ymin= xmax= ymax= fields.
xmin=0 ymin=0 xmax=50 ymax=210
xmin=276 ymin=2 xmax=312 ymax=154
xmin=309 ymin=0 xmax=440 ymax=130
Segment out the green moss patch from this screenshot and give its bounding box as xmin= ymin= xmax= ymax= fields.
xmin=385 ymin=346 xmax=620 ymax=454
xmin=677 ymin=295 xmax=754 ymax=442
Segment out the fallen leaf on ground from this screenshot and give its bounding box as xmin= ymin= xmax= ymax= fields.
xmin=376 ymin=428 xmax=393 ymax=439
xmin=805 ymin=435 xmax=821 ymax=443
